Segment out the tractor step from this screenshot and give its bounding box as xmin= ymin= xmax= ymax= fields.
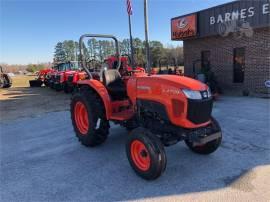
xmin=110 ymin=109 xmax=134 ymax=121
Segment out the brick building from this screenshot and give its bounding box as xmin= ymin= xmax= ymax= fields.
xmin=171 ymin=0 xmax=270 ymax=96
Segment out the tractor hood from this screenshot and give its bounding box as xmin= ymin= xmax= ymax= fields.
xmin=138 ymin=75 xmax=208 ymax=91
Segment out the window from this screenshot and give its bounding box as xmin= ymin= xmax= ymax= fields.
xmin=201 ymin=51 xmax=211 ymax=71
xmin=233 ymin=47 xmax=245 ymax=83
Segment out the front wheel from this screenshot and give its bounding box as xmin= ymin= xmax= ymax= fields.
xmin=126 ymin=127 xmax=167 ymax=180
xmin=185 ymin=117 xmax=222 ymax=155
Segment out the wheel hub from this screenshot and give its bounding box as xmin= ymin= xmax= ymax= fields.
xmin=74 ymin=101 xmax=89 ymax=135
xmin=140 ymin=150 xmax=148 ymax=158
xmin=130 ymin=140 xmax=151 ymax=171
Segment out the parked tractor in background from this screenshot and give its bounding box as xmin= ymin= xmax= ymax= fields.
xmin=70 ymin=34 xmax=222 ymax=180
xmin=52 ymin=61 xmax=80 ymax=92
xmin=29 ymin=68 xmax=53 ymax=87
xmin=0 ymin=66 xmax=12 ymax=88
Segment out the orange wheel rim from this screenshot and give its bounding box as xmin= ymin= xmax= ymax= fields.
xmin=74 ymin=101 xmax=89 ymax=135
xmin=130 ymin=140 xmax=150 ymax=171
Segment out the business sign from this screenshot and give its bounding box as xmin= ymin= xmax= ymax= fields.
xmin=198 ymin=0 xmax=270 ymax=38
xmin=171 ymin=14 xmax=197 ymax=40
xmin=209 ymin=2 xmax=269 ymax=26
xmin=171 ymin=0 xmax=270 ymax=39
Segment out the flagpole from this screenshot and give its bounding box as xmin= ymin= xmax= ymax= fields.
xmin=128 ymin=11 xmax=135 ymax=68
xmin=144 ymin=0 xmax=150 ymax=73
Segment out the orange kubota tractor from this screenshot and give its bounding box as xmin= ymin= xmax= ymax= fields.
xmin=70 ymin=34 xmax=222 ymax=180
xmin=29 ymin=68 xmax=53 ymax=87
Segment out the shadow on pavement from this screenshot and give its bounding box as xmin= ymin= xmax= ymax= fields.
xmin=0 ymin=87 xmax=70 ymax=121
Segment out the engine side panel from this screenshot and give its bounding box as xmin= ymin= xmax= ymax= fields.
xmin=127 ymin=75 xmax=211 ymax=128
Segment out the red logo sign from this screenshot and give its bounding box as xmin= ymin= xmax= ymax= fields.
xmin=171 ymin=14 xmax=197 ymax=40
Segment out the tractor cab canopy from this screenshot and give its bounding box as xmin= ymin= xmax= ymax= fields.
xmin=56 ymin=61 xmax=79 ymax=72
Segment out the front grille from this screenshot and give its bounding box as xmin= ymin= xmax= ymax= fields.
xmin=68 ymin=75 xmax=73 ymax=82
xmin=187 ymin=98 xmax=213 ymax=124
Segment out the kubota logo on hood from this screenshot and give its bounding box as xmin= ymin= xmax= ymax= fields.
xmin=177 ymin=18 xmax=188 ymax=29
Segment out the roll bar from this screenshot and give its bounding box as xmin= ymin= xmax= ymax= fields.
xmin=79 ymin=34 xmax=121 ymax=79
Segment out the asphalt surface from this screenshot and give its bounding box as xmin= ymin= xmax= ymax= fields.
xmin=1 ymin=96 xmax=270 ymax=201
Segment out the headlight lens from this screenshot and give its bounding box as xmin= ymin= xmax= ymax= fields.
xmin=182 ymin=89 xmax=202 ymax=100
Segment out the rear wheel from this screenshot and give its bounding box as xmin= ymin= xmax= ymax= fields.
xmin=126 ymin=127 xmax=167 ymax=180
xmin=70 ymin=87 xmax=109 ymax=147
xmin=3 ymin=74 xmax=12 ymax=88
xmin=185 ymin=117 xmax=222 ymax=155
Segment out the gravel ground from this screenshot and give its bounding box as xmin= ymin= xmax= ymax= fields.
xmin=1 ymin=96 xmax=270 ymax=201
xmin=0 ymin=87 xmax=70 ymax=121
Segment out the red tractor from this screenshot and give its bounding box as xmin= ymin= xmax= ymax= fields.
xmin=52 ymin=61 xmax=80 ymax=92
xmin=29 ymin=68 xmax=53 ymax=87
xmin=70 ymin=34 xmax=222 ymax=180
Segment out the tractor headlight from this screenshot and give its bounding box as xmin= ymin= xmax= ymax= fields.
xmin=182 ymin=89 xmax=202 ymax=100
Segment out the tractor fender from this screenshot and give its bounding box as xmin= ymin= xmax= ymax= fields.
xmin=77 ymin=80 xmax=112 ymax=120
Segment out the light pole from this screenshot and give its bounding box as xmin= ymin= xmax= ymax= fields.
xmin=144 ymin=0 xmax=151 ymax=73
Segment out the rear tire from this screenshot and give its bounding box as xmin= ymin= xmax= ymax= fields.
xmin=126 ymin=127 xmax=167 ymax=180
xmin=185 ymin=117 xmax=222 ymax=155
xmin=3 ymin=74 xmax=12 ymax=88
xmin=70 ymin=86 xmax=110 ymax=147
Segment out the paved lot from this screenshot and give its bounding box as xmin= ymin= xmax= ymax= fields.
xmin=1 ymin=96 xmax=270 ymax=201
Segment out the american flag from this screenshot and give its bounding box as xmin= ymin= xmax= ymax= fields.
xmin=126 ymin=0 xmax=132 ymax=15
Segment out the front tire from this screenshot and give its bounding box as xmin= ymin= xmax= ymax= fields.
xmin=126 ymin=127 xmax=167 ymax=180
xmin=70 ymin=87 xmax=109 ymax=147
xmin=185 ymin=117 xmax=222 ymax=155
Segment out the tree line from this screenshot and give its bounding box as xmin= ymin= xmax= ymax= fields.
xmin=53 ymin=38 xmax=183 ymax=67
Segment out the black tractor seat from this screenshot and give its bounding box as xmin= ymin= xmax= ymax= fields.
xmin=102 ymin=69 xmax=127 ymax=100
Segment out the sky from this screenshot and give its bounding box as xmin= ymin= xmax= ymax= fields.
xmin=0 ymin=0 xmax=232 ymax=65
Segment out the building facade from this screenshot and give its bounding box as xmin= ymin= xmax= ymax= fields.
xmin=171 ymin=0 xmax=270 ymax=96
